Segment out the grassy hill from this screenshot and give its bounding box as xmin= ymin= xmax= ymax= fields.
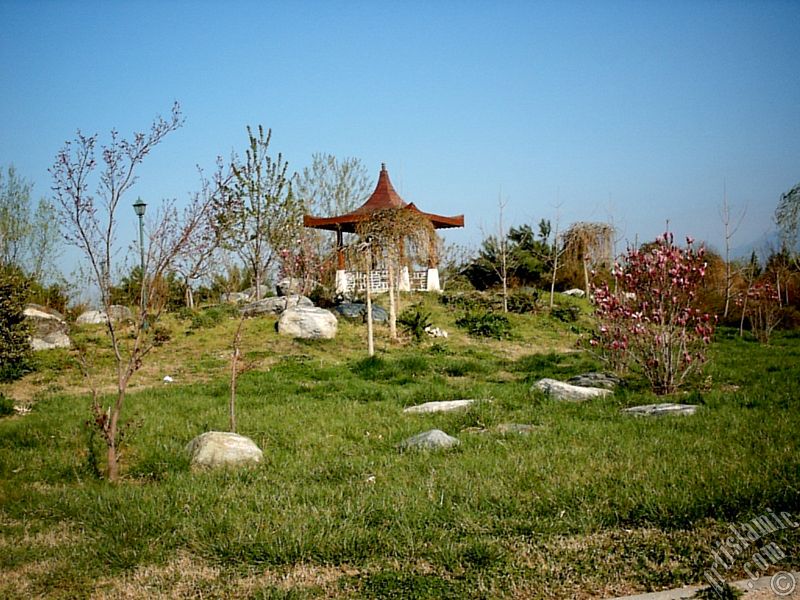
xmin=1 ymin=293 xmax=798 ymax=598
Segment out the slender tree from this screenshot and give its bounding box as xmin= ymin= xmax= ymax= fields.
xmin=50 ymin=103 xmax=207 ymax=481
xmin=719 ymin=186 xmax=746 ymax=318
xmin=221 ymin=126 xmax=300 ymax=300
xmin=0 ymin=165 xmax=60 ymax=281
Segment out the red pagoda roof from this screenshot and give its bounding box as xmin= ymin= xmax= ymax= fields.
xmin=303 ymin=164 xmax=465 ymax=233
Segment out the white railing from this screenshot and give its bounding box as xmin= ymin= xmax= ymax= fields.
xmin=346 ymin=270 xmax=428 ymax=293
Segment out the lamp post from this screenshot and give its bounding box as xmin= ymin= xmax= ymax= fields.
xmin=132 ymin=198 xmax=147 ymax=317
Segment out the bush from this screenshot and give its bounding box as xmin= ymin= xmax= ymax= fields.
xmin=550 ymin=304 xmax=580 ymax=322
xmin=0 ymin=265 xmax=33 ymax=382
xmin=397 ymin=305 xmax=433 ymax=342
xmin=455 ymin=311 xmax=511 ymax=339
xmin=591 ymin=233 xmax=715 ymax=394
xmin=506 ymin=288 xmax=540 ymax=314
xmin=182 ymin=304 xmax=239 ymax=330
xmin=0 ymin=393 xmax=14 ymax=417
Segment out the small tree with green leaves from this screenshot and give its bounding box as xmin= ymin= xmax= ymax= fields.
xmin=220 ymin=126 xmax=301 ymax=300
xmin=0 ymin=265 xmax=33 ymax=382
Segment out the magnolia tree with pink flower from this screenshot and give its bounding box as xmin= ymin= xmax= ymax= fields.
xmin=591 ymin=233 xmax=716 ymax=394
xmin=736 ymin=280 xmax=781 ymax=344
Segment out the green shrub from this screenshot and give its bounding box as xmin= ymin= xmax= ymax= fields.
xmin=184 ymin=304 xmax=239 ymax=330
xmin=397 ymin=304 xmax=433 ymax=342
xmin=0 ymin=393 xmax=14 ymax=417
xmin=507 ymin=288 xmax=540 ymax=314
xmin=550 ymin=304 xmax=580 ymax=322
xmin=0 ymin=265 xmax=33 ymax=382
xmin=455 ymin=311 xmax=511 ymax=339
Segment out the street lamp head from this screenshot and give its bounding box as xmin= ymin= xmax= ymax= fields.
xmin=133 ymin=198 xmax=147 ymax=218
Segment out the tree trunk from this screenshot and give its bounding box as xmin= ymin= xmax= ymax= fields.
xmin=388 ymin=262 xmax=397 ymax=340
xmin=366 ymin=257 xmax=374 ymax=357
xmin=230 ymin=317 xmax=244 ymax=433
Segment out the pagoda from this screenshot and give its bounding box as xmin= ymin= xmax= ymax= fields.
xmin=303 ymin=164 xmax=464 ymax=293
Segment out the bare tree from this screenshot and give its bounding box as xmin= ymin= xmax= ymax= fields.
xmin=719 ymin=185 xmax=747 ymax=318
xmin=549 ymin=214 xmax=566 ymax=308
xmin=173 ymin=161 xmax=231 ymax=308
xmin=50 ymin=103 xmax=206 ymax=482
xmin=477 ymin=195 xmax=515 ymax=312
xmin=221 ymin=126 xmax=301 ymax=300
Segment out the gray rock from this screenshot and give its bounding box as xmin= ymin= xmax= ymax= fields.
xmin=221 ymin=292 xmax=250 ymax=304
xmin=24 ymin=304 xmax=70 ymax=350
xmin=623 ymin=403 xmax=698 ymax=417
xmin=562 ymin=288 xmax=586 ymax=298
xmin=108 ymin=305 xmax=133 ymax=321
xmin=533 ymin=378 xmax=611 ymax=401
xmin=403 ymin=399 xmax=476 ymax=414
xmin=76 ymin=310 xmax=107 ymax=325
xmin=334 ymin=302 xmax=389 ymax=323
xmin=276 ymin=277 xmax=311 ymax=296
xmin=566 ymin=372 xmax=622 ymax=390
xmin=186 ymin=431 xmax=263 ymax=469
xmin=242 ymin=285 xmax=271 ymax=301
xmin=76 ymin=305 xmax=133 ymax=325
xmin=278 ymin=306 xmax=337 ymax=339
xmin=398 ymin=429 xmax=460 ymax=451
xmin=240 ymin=295 xmax=313 ymax=317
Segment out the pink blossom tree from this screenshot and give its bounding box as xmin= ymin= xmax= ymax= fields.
xmin=736 ymin=280 xmax=781 ymax=343
xmin=591 ymin=233 xmax=716 ymax=394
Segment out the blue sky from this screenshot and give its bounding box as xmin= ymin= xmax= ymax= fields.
xmin=1 ymin=0 xmax=799 ymax=272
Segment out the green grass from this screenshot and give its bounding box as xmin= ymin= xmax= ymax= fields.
xmin=0 ymin=314 xmax=798 ymax=598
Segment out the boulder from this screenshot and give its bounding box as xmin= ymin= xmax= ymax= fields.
xmin=403 ymin=399 xmax=476 ymax=414
xmin=276 ymin=277 xmax=310 ymax=297
xmin=221 ymin=292 xmax=250 ymax=304
xmin=566 ymin=372 xmax=622 ymax=390
xmin=186 ymin=431 xmax=263 ymax=469
xmin=76 ymin=305 xmax=133 ymax=325
xmin=334 ymin=302 xmax=389 ymax=323
xmin=24 ymin=304 xmax=70 ymax=350
xmin=76 ymin=310 xmax=106 ymax=325
xmin=242 ymin=285 xmax=271 ymax=301
xmin=562 ymin=288 xmax=586 ymax=298
xmin=533 ymin=378 xmax=611 ymax=401
xmin=398 ymin=429 xmax=460 ymax=451
xmin=278 ymin=306 xmax=337 ymax=339
xmin=108 ymin=305 xmax=133 ymax=321
xmin=623 ymin=403 xmax=698 ymax=417
xmin=240 ymin=295 xmax=313 ymax=317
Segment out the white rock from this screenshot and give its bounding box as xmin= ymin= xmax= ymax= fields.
xmin=278 ymin=306 xmax=337 ymax=339
xmin=533 ymin=378 xmax=611 ymax=401
xmin=24 ymin=304 xmax=70 ymax=350
xmin=403 ymin=399 xmax=476 ymax=414
xmin=163 ymin=375 xmax=174 ymax=383
xmin=563 ymin=288 xmax=586 ymax=297
xmin=623 ymin=403 xmax=698 ymax=417
xmin=398 ymin=429 xmax=460 ymax=451
xmin=76 ymin=310 xmax=107 ymax=325
xmin=185 ymin=431 xmax=263 ymax=469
